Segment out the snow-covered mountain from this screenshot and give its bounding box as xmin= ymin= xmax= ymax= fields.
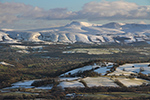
xmin=0 ymin=21 xmax=150 ymax=45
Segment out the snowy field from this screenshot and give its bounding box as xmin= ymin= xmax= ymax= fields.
xmin=109 ymin=63 xmax=150 ymax=76
xmin=60 ymin=65 xmax=94 ymax=76
xmin=114 ymin=78 xmax=150 ymax=87
xmin=10 ymin=45 xmax=44 ymax=50
xmin=10 ymin=45 xmax=46 ymax=54
xmin=108 ymin=69 xmax=135 ymax=76
xmin=1 ymin=80 xmax=53 ymax=91
xmin=60 ymin=62 xmax=114 ymax=76
xmin=2 ymin=80 xmax=35 ymax=90
xmin=63 ymin=48 xmax=121 ymax=55
xmin=94 ymin=67 xmax=111 ymax=75
xmin=2 ymin=63 xmax=150 ymax=91
xmin=58 ymin=81 xmax=84 ymax=88
xmin=83 ymin=77 xmax=119 ymax=87
xmin=0 ymin=61 xmax=14 ymax=66
xmin=12 ymin=80 xmax=35 ymax=86
xmin=35 ymin=85 xmax=53 ymax=90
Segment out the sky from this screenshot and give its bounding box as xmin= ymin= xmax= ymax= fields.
xmin=0 ymin=0 xmax=150 ymax=29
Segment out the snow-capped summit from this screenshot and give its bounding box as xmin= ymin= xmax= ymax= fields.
xmin=66 ymin=21 xmax=93 ymax=27
xmin=102 ymin=22 xmax=121 ymax=29
xmin=0 ymin=21 xmax=150 ymax=45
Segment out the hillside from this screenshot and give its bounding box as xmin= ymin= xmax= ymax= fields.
xmin=0 ymin=21 xmax=150 ymax=45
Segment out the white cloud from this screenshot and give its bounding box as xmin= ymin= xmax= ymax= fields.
xmin=36 ymin=8 xmax=76 ymax=20
xmin=0 ymin=2 xmax=34 ymax=23
xmin=0 ymin=1 xmax=150 ymax=24
xmin=78 ymin=1 xmax=150 ymax=21
xmin=0 ymin=2 xmax=75 ymax=23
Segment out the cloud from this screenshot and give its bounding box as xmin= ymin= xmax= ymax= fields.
xmin=34 ymin=8 xmax=76 ymax=20
xmin=0 ymin=2 xmax=34 ymax=23
xmin=0 ymin=1 xmax=150 ymax=24
xmin=78 ymin=1 xmax=150 ymax=21
xmin=0 ymin=2 xmax=75 ymax=23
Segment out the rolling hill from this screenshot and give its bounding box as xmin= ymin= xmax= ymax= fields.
xmin=0 ymin=21 xmax=150 ymax=45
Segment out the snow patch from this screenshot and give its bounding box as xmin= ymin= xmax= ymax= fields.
xmin=83 ymin=77 xmax=119 ymax=87
xmin=58 ymin=81 xmax=84 ymax=88
xmin=0 ymin=61 xmax=14 ymax=66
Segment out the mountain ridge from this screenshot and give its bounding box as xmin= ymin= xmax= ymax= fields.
xmin=0 ymin=21 xmax=150 ymax=45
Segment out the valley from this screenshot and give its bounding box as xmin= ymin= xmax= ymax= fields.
xmin=1 ymin=43 xmax=150 ymax=99
xmin=1 ymin=61 xmax=150 ymax=99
